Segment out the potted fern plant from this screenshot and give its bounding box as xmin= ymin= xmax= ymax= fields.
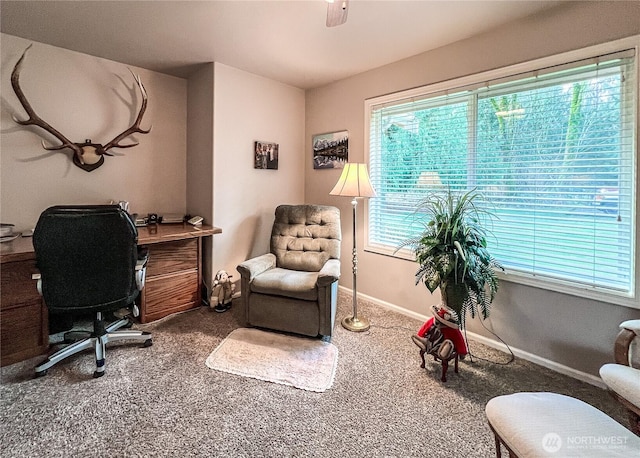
xmin=399 ymin=188 xmax=503 ymax=328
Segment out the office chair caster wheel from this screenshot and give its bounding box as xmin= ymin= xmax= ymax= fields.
xmin=93 ymin=370 xmax=105 ymax=378
xmin=144 ymin=338 xmax=153 ymax=347
xmin=35 ymin=369 xmax=48 ymax=377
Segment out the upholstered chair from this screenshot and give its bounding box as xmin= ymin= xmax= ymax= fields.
xmin=237 ymin=204 xmax=341 ymax=338
xmin=600 ymin=319 xmax=640 ymax=436
xmin=33 ymin=205 xmax=152 ymax=378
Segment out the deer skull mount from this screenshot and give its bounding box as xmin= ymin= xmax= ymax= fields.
xmin=11 ymin=45 xmax=151 ymax=172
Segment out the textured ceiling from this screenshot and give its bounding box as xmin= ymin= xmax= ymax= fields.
xmin=1 ymin=0 xmax=561 ymax=89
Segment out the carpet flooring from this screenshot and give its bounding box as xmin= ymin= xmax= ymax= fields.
xmin=0 ymin=292 xmax=630 ymax=457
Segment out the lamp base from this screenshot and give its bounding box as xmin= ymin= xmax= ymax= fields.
xmin=341 ymin=315 xmax=370 ymax=332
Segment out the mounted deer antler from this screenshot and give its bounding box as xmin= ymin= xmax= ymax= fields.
xmin=11 ymin=45 xmax=151 ymax=172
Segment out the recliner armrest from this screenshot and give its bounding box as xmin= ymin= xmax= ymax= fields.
xmin=237 ymin=253 xmax=276 ymax=281
xmin=317 ymin=259 xmax=340 ymax=287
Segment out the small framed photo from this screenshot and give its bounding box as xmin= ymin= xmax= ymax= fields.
xmin=312 ymin=130 xmax=348 ymax=169
xmin=254 ymin=141 xmax=279 ymax=170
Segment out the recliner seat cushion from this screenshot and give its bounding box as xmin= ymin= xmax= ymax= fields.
xmin=250 ymin=268 xmax=318 ymax=301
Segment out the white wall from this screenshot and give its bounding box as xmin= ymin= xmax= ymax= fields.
xmin=305 ymin=1 xmax=640 ymax=378
xmin=210 ymin=63 xmax=305 ymax=281
xmin=1 ymin=34 xmax=187 ymax=229
xmin=186 ymin=64 xmax=215 ymax=286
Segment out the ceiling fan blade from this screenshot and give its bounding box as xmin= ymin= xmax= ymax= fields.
xmin=326 ymin=0 xmax=349 ymax=27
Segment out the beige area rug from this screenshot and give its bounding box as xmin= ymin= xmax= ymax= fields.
xmin=205 ymin=327 xmax=338 ymax=392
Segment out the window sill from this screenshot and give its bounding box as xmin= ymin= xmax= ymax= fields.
xmin=365 ymin=243 xmax=639 ymax=310
xmin=497 ymin=270 xmax=638 ymax=310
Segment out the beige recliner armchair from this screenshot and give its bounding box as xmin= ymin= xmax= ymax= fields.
xmin=236 ymin=204 xmax=341 ymax=338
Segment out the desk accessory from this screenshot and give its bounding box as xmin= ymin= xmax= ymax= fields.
xmin=0 ymin=234 xmax=20 ymax=243
xmin=187 ymin=216 xmax=203 ymax=226
xmin=159 ymin=214 xmax=185 ymax=224
xmin=133 ymin=214 xmax=148 ymax=227
xmin=1 ymin=223 xmax=15 ymax=237
xmin=0 ymin=224 xmax=20 ymax=242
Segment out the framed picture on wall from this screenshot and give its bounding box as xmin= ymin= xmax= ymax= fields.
xmin=312 ymin=130 xmax=348 ymax=169
xmin=254 ymin=141 xmax=279 ymax=170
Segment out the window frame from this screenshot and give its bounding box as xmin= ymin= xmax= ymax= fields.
xmin=364 ymin=36 xmax=640 ymax=309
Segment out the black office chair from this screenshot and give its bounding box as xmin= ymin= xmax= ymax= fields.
xmin=33 ymin=205 xmax=152 ymax=378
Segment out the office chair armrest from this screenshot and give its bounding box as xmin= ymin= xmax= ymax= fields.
xmin=317 ymin=259 xmax=341 ymax=287
xmin=135 ymin=248 xmax=149 ymax=291
xmin=237 ymin=253 xmax=276 ymax=281
xmin=32 ymin=273 xmax=43 ymax=296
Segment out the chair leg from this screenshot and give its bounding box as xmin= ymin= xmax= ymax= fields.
xmin=105 ymin=330 xmax=152 ymax=344
xmin=35 ymin=338 xmax=95 ymax=376
xmin=441 ymin=359 xmax=449 ymax=382
xmin=628 ymin=411 xmax=640 ymax=436
xmin=493 ymin=432 xmax=502 ymax=458
xmin=93 ymin=330 xmax=152 ymax=378
xmin=35 ymin=312 xmax=152 ymax=378
xmin=105 ymin=317 xmax=131 ymax=333
xmin=94 ymin=335 xmax=107 ymax=378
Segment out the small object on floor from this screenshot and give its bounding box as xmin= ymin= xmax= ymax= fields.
xmin=210 ymin=269 xmax=235 ymax=312
xmin=411 ymin=304 xmax=467 ymax=382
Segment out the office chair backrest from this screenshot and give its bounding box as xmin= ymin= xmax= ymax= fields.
xmin=270 ymin=204 xmax=341 ymax=272
xmin=33 ymin=205 xmax=139 ymax=314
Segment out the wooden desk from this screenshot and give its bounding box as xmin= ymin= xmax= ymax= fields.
xmin=0 ymin=223 xmax=221 ymax=366
xmin=0 ymin=236 xmax=48 ymax=367
xmin=136 ymin=224 xmax=221 ymax=323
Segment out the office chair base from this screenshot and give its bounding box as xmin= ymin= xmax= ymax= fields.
xmin=34 ymin=316 xmax=152 ymax=378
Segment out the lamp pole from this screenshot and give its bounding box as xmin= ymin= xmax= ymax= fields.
xmin=342 ymin=196 xmax=370 ymax=332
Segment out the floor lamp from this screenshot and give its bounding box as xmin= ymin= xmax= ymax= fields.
xmin=329 ymin=163 xmax=376 ymax=332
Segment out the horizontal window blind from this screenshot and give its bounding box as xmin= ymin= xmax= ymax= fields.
xmin=367 ymin=47 xmax=636 ymax=298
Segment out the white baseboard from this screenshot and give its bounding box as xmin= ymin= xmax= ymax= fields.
xmin=340 ymin=286 xmax=606 ymax=389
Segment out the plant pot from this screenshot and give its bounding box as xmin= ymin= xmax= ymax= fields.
xmin=440 ymin=281 xmax=467 ymax=327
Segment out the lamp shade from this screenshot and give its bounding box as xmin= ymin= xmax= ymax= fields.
xmin=329 ymin=163 xmax=376 ymax=198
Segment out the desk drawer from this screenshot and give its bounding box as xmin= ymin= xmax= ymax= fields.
xmin=146 ymin=239 xmax=198 ymax=277
xmin=1 ymin=300 xmax=48 ymax=366
xmin=0 ymin=258 xmax=48 ymax=367
xmin=141 ymin=270 xmax=199 ymax=322
xmin=1 ymin=260 xmax=40 ymax=309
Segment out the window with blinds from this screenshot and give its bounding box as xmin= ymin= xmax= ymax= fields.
xmin=365 ymin=41 xmax=637 ymax=305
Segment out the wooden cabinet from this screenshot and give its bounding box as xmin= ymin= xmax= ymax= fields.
xmin=136 ymin=224 xmax=221 ymax=323
xmin=0 ymin=238 xmax=48 ymax=367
